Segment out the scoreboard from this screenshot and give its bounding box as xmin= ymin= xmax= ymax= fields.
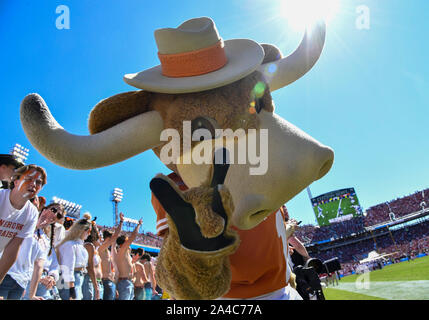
xmin=311 ymin=188 xmax=363 ymax=226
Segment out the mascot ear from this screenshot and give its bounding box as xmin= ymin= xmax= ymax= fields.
xmin=89 ymin=90 xmax=153 ymax=134
xmin=260 ymin=43 xmax=283 ymax=64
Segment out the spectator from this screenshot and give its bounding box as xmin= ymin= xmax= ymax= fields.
xmin=114 ymin=218 xmax=142 ymax=300
xmin=56 ymin=213 xmax=92 ymax=300
xmin=133 ymin=249 xmax=149 ymax=300
xmin=24 ymin=203 xmax=65 ymax=300
xmin=82 ymin=220 xmax=103 ymax=300
xmin=0 ymin=164 xmax=47 ymax=285
xmin=0 ymin=200 xmax=58 ymax=299
xmin=0 ymin=154 xmax=24 ymax=190
xmin=140 ymin=253 xmax=158 ymax=300
xmin=25 ymin=203 xmax=65 ymax=300
xmin=99 ymin=213 xmax=124 ymax=300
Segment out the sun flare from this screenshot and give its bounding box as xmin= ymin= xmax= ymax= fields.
xmin=279 ymin=0 xmax=340 ymax=31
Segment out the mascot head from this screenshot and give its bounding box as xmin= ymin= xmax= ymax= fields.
xmin=21 ymin=17 xmax=333 ymax=230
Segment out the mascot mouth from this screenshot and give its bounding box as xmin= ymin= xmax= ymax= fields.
xmin=251 ymin=209 xmax=270 ymax=218
xmin=246 ymin=208 xmax=273 ymax=227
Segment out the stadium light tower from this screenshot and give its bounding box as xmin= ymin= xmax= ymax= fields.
xmin=52 ymin=196 xmax=82 ymax=219
xmin=111 ymin=188 xmax=123 ymax=226
xmin=306 ymin=186 xmax=315 ymax=209
xmin=11 ymin=143 xmax=29 ymax=165
xmin=306 ymin=187 xmax=313 ymax=200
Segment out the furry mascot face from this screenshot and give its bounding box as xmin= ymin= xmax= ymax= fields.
xmin=20 ymin=17 xmax=334 ymax=299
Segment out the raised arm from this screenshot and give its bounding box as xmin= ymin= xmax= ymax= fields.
xmin=288 ymin=236 xmax=310 ymax=262
xmin=123 ymin=218 xmax=143 ymax=248
xmin=112 ymin=213 xmax=125 ymax=240
xmin=99 ymin=213 xmax=124 ymax=252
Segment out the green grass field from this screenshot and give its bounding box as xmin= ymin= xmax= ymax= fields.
xmin=323 ymin=255 xmax=429 ymax=300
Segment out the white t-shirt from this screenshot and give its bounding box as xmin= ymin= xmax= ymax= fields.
xmin=53 ymin=223 xmax=66 ymax=247
xmin=58 ymin=239 xmax=88 ymax=282
xmin=5 ymin=235 xmax=46 ymax=289
xmin=0 ymin=189 xmax=39 ymax=254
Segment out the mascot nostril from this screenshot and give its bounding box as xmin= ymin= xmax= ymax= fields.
xmin=21 ymin=16 xmax=333 ymax=300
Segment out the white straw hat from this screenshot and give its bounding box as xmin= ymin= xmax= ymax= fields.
xmin=123 ymin=17 xmax=265 ymax=94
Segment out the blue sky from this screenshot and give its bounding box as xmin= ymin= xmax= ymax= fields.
xmin=1 ymin=0 xmax=428 ymax=233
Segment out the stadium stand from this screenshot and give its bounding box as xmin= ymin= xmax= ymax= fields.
xmin=295 ymin=216 xmax=366 ymax=244
xmin=296 ymin=188 xmax=429 ymax=276
xmin=364 ymin=188 xmax=429 ymax=227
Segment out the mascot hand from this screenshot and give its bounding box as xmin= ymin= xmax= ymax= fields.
xmin=285 ymin=218 xmax=300 ymax=239
xmin=150 ymin=148 xmax=238 ymax=253
xmin=149 ymin=149 xmax=239 ymax=299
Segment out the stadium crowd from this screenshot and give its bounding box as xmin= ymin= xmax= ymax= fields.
xmin=295 ymin=216 xmax=366 ymax=244
xmin=309 ymin=220 xmax=429 ymax=276
xmin=1 ymin=151 xmax=428 ymax=300
xmin=295 ymin=189 xmax=429 ymax=245
xmin=0 ymin=155 xmax=165 ymax=300
xmin=364 ymin=189 xmax=429 ymax=227
xmin=291 ymin=188 xmax=429 ymax=277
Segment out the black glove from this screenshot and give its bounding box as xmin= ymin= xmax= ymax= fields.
xmin=150 ymin=148 xmax=235 ymax=252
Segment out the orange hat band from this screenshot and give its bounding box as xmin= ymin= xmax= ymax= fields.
xmin=158 ymin=40 xmax=227 ymax=78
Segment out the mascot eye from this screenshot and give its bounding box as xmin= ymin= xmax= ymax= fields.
xmin=191 ymin=117 xmax=219 ymax=141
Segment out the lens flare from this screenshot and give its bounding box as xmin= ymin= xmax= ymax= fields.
xmin=280 ymin=0 xmax=340 ymax=31
xmin=253 ymin=82 xmax=266 ymax=98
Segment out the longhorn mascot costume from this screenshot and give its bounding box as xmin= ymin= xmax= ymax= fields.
xmin=20 ymin=17 xmax=334 ymax=300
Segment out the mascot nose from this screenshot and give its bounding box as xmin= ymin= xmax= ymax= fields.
xmin=315 ymin=146 xmax=334 ymax=181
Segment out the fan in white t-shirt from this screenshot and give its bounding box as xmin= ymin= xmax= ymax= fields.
xmin=0 ymin=165 xmax=47 ymax=286
xmin=1 ymin=201 xmax=60 ymax=300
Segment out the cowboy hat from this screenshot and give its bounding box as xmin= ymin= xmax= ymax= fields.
xmin=123 ymin=17 xmax=265 ymax=94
